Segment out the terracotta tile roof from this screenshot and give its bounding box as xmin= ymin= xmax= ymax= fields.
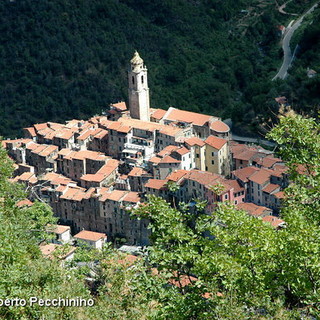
xmin=205 ymin=135 xmax=227 ymax=150
xmin=81 ymin=173 xmax=108 ymax=183
xmin=99 ymin=190 xmax=127 ymax=202
xmin=159 ymin=155 xmax=181 ymax=164
xmin=145 ymin=179 xmax=167 ymax=190
xmin=34 ymin=123 xmax=48 ymax=132
xmin=97 ymin=160 xmax=119 ymax=174
xmin=24 ymin=127 xmax=36 ymax=137
xmin=47 ymin=224 xmax=70 ymax=234
xmin=41 ymin=172 xmax=74 ymax=186
xmin=47 ymin=122 xmax=65 ymax=130
xmin=37 ymin=127 xmax=55 ymax=137
xmin=16 ymin=199 xmax=33 ymax=207
xmin=123 ymin=192 xmax=140 ymax=203
xmin=26 ymin=142 xmax=41 ymax=151
xmin=237 ymin=203 xmax=271 ymax=217
xmin=54 ymin=128 xmax=77 ymax=140
xmin=111 ymin=101 xmax=127 ymax=111
xmin=128 ymin=167 xmax=148 ymax=177
xmin=274 ymin=191 xmax=285 ymax=199
xmin=226 ymin=180 xmax=244 ymax=194
xmin=32 ymin=144 xmax=48 ymax=155
xmin=93 ymin=129 xmax=108 ymax=139
xmin=14 ymin=172 xmax=38 ymax=184
xmin=38 ymin=145 xmax=58 ymax=157
xmin=151 ymin=108 xmax=167 ymax=120
xmin=210 ymin=120 xmax=230 ymax=133
xmin=184 ymin=137 xmax=205 ymax=147
xmin=272 ymin=164 xmax=288 ymax=177
xmin=65 ymin=119 xmax=83 ymax=128
xmin=64 ymin=150 xmax=106 ymax=161
xmin=186 ymin=170 xmax=221 ymax=187
xmin=249 ymin=168 xmax=272 ymax=185
xmin=2 ymin=138 xmax=32 ymax=149
xmin=74 ymin=230 xmax=106 ymax=242
xmin=107 ymin=121 xmax=132 ymax=133
xmin=149 ymin=156 xmax=162 ymax=164
xmin=262 ymin=215 xmax=286 ymax=228
xmin=175 ymin=147 xmax=190 ymax=155
xmin=58 ymin=148 xmax=72 ymax=156
xmin=60 ymin=187 xmax=86 ymax=200
xmin=234 ymin=149 xmax=259 ymax=161
xmin=255 ymin=156 xmax=282 ymax=168
xmin=77 ymin=130 xmax=93 ymax=141
xmin=166 ymin=170 xmax=189 ymax=182
xmin=55 ymin=185 xmax=68 ymax=192
xmin=39 ymin=243 xmax=57 ymax=257
xmin=232 ymin=166 xmax=259 ymax=183
xmin=262 ymin=183 xmax=280 ymax=194
xmin=157 ymin=145 xmax=179 ymax=157
xmin=164 ymin=107 xmax=214 ymax=126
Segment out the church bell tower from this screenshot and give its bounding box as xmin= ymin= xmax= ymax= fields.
xmin=128 ymin=51 xmax=150 ymax=122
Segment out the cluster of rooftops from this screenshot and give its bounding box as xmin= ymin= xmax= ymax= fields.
xmin=2 ymin=100 xmax=290 ymax=247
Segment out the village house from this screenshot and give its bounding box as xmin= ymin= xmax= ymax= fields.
xmin=204 ymin=135 xmax=230 ymax=176
xmin=46 ymin=224 xmax=72 ymax=244
xmin=74 ymin=230 xmax=107 ymax=250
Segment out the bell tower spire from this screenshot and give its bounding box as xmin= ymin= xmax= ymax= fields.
xmin=128 ymin=51 xmax=150 ymax=122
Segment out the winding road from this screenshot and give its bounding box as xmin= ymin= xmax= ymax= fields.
xmin=273 ymin=2 xmax=319 ymax=80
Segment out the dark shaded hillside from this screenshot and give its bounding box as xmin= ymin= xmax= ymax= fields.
xmin=0 ymin=0 xmax=315 ymax=137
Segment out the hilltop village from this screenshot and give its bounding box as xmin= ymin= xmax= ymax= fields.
xmin=3 ymin=52 xmax=287 ymax=246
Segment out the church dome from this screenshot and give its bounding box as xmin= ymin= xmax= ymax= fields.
xmin=130 ymin=51 xmax=143 ymax=65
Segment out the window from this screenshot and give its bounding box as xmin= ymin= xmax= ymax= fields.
xmin=141 ymin=75 xmax=144 ymax=84
xmin=212 ymin=152 xmax=214 ymax=156
xmin=211 ymin=160 xmax=214 ymax=165
xmin=196 ymin=153 xmax=199 ymax=158
xmin=132 ymin=76 xmax=135 ymax=84
xmin=224 ymin=194 xmax=228 ymax=200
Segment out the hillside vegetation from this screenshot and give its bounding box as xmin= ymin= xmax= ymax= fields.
xmin=0 ymin=0 xmax=317 ymax=137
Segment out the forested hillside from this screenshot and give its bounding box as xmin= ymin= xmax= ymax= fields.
xmin=0 ymin=0 xmax=317 ymax=137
